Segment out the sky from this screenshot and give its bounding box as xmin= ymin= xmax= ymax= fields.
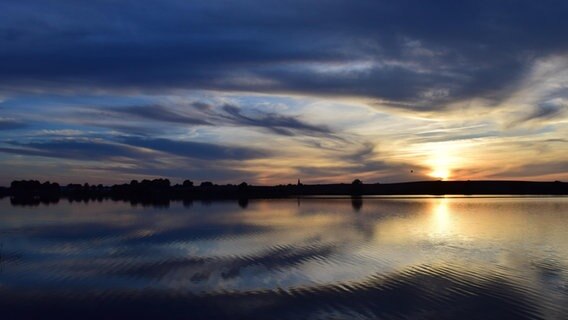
xmin=0 ymin=0 xmax=567 ymax=185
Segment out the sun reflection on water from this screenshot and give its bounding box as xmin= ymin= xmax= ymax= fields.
xmin=431 ymin=197 xmax=452 ymax=237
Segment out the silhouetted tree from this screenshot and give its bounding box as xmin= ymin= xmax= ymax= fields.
xmin=5 ymin=178 xmax=568 ymax=202
xmin=351 ymin=179 xmax=363 ymax=195
xmin=10 ymin=180 xmax=61 ymax=200
xmin=352 ymin=179 xmax=363 ymax=185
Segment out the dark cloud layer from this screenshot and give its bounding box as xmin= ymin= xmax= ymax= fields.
xmin=0 ymin=137 xmax=268 ymax=162
xmin=112 ymin=105 xmax=211 ymax=126
xmin=491 ymin=160 xmax=568 ymax=179
xmin=220 ymin=104 xmax=331 ymax=136
xmin=516 ymin=101 xmax=567 ymax=124
xmin=0 ymin=118 xmax=26 ymax=130
xmin=120 ymin=137 xmax=268 ymax=160
xmin=2 ymin=0 xmax=567 ymax=111
xmin=107 ymin=103 xmax=332 ymax=137
xmin=1 ymin=140 xmax=143 ymax=161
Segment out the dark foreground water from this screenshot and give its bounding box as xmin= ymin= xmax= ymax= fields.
xmin=0 ymin=196 xmax=567 ymax=319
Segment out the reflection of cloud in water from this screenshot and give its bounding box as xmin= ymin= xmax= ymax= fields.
xmin=120 ymin=222 xmax=270 ymax=245
xmin=101 ymin=242 xmax=338 ymax=283
xmin=0 ymin=198 xmax=567 ymax=318
xmin=0 ymin=262 xmax=553 ymax=319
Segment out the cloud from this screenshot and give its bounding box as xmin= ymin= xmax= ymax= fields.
xmin=490 ymin=160 xmax=568 ymax=179
xmin=516 ymin=101 xmax=567 ymax=124
xmin=1 ymin=1 xmax=567 ymax=112
xmin=292 ymin=142 xmax=430 ymax=183
xmin=111 ymin=105 xmax=211 ymax=126
xmin=0 ymin=118 xmax=26 ymax=130
xmin=105 ymin=103 xmax=333 ymax=137
xmin=0 ymin=136 xmax=270 ymax=183
xmin=0 ymin=139 xmax=145 ymax=161
xmin=84 ymin=121 xmax=167 ymax=137
xmin=120 ymin=137 xmax=269 ymax=160
xmin=0 ymin=1 xmax=567 ymax=184
xmin=0 ymin=137 xmax=268 ymax=162
xmin=219 ymin=104 xmax=332 ymax=136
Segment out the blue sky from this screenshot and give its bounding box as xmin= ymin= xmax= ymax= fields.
xmin=0 ymin=0 xmax=567 ymax=184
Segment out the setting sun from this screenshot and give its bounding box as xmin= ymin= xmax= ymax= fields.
xmin=421 ymin=142 xmax=458 ymax=180
xmin=431 ymin=168 xmax=451 ymax=180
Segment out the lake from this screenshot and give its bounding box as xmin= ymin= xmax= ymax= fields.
xmin=0 ymin=196 xmax=567 ymax=319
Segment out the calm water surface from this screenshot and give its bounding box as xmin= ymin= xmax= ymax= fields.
xmin=0 ymin=196 xmax=567 ymax=319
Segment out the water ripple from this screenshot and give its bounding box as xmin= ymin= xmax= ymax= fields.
xmin=0 ymin=197 xmax=567 ymax=319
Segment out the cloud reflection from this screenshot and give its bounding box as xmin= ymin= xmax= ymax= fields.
xmin=1 ymin=196 xmax=568 ymax=318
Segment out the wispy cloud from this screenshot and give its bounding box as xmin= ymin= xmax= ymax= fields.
xmin=0 ymin=118 xmax=26 ymax=130
xmin=102 ymin=103 xmax=333 ymax=137
xmin=0 ymin=137 xmax=268 ymax=162
xmin=112 ymin=105 xmax=211 ymax=126
xmin=489 ymin=160 xmax=568 ymax=179
xmin=219 ymin=104 xmax=332 ymax=136
xmin=516 ymin=101 xmax=567 ymax=124
xmin=1 ymin=139 xmax=148 ymax=161
xmin=120 ymin=137 xmax=269 ymax=160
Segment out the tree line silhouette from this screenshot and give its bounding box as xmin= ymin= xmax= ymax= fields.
xmin=1 ymin=178 xmax=567 ymax=206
